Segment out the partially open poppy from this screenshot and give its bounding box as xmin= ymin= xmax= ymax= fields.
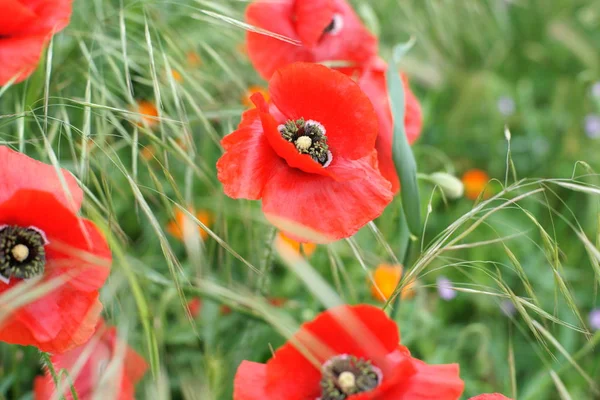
xmin=217 ymin=63 xmax=393 ymax=243
xmin=134 ymin=100 xmax=159 ymax=128
xmin=34 ymin=320 xmax=148 ymax=400
xmin=234 ymin=304 xmax=464 ymax=399
xmin=0 ymin=0 xmax=72 ymax=85
xmin=470 ymin=395 xmax=512 ymax=400
xmin=0 ymin=146 xmax=111 ymax=353
xmin=339 ymin=65 xmax=423 ymax=192
xmin=371 ymin=264 xmax=415 ymax=302
xmin=245 ymin=0 xmax=378 ymax=80
xmin=167 ymin=208 xmax=212 ymax=241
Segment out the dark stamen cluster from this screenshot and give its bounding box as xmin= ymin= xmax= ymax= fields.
xmin=279 ymin=118 xmax=330 ymax=166
xmin=320 ymin=355 xmax=381 ymax=400
xmin=0 ymin=225 xmax=47 ymax=281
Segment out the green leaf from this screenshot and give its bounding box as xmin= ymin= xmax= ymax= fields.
xmin=387 ymin=40 xmax=422 ymax=236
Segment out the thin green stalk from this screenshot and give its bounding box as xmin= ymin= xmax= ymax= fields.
xmin=39 ymin=352 xmax=66 ymax=400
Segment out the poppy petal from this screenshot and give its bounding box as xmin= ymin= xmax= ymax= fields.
xmin=47 ymin=291 xmax=103 ymax=353
xmin=344 ymin=67 xmax=423 ymax=192
xmin=245 ymin=0 xmax=379 ymax=79
xmin=217 ymin=108 xmax=283 ymax=200
xmin=388 ymin=359 xmax=464 ymax=399
xmin=262 ymin=152 xmax=392 ymax=243
xmin=294 ymin=0 xmax=335 ymax=47
xmin=0 ymin=190 xmax=111 ymax=292
xmin=234 ymin=361 xmax=269 ymax=400
xmin=470 ymin=395 xmax=512 ymax=400
xmin=269 ymin=63 xmax=379 ymax=161
xmin=246 ymin=0 xmax=312 ymax=80
xmin=12 ymin=290 xmax=62 ymax=343
xmin=265 ymin=305 xmax=400 ymax=398
xmin=310 ymin=0 xmax=379 ymax=65
xmin=35 ymin=320 xmax=148 ymax=398
xmin=0 ymin=34 xmax=48 ymax=85
xmin=15 ymin=0 xmax=73 ymax=36
xmin=0 ymin=146 xmax=83 ymax=212
xmin=0 ymin=0 xmax=37 ymax=36
xmin=0 ymin=289 xmax=101 ymax=353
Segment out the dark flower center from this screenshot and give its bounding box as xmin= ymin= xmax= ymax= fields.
xmin=278 ymin=118 xmax=332 ymax=166
xmin=0 ymin=225 xmax=47 ymax=281
xmin=319 ymin=355 xmax=382 ymax=400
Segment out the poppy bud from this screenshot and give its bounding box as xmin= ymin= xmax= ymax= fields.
xmin=429 ymin=172 xmax=464 ymax=200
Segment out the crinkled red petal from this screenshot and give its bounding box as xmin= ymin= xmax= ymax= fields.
xmin=0 ymin=289 xmax=102 ymax=353
xmin=217 ymin=108 xmax=283 ymax=200
xmin=262 ymin=151 xmax=392 ymax=243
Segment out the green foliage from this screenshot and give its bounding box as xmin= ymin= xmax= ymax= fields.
xmin=1 ymin=0 xmax=600 ymax=399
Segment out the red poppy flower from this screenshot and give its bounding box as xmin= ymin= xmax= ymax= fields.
xmin=0 ymin=146 xmax=111 ymax=353
xmin=33 ymin=320 xmax=148 ymax=400
xmin=245 ymin=0 xmax=378 ymax=80
xmin=217 ymin=63 xmax=393 ymax=243
xmin=470 ymin=395 xmax=512 ymax=400
xmin=234 ymin=304 xmax=464 ymax=399
xmin=339 ymin=64 xmax=423 ymax=192
xmin=0 ymin=0 xmax=72 ymax=85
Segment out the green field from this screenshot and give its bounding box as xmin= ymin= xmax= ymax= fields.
xmin=1 ymin=0 xmax=600 ymax=399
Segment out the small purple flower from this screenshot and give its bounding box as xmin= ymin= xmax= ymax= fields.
xmin=500 ymin=300 xmax=516 ymax=317
xmin=437 ymin=276 xmax=456 ymax=301
xmin=590 ymin=308 xmax=600 ymax=331
xmin=591 ymin=82 xmax=600 ymax=99
xmin=497 ymin=96 xmax=516 ymax=116
xmin=584 ymin=114 xmax=600 ymax=139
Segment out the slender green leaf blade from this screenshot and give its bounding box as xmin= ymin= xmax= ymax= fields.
xmin=388 ymin=41 xmax=422 ymax=236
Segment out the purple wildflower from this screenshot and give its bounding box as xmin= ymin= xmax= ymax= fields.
xmin=497 ymin=96 xmax=516 ymax=116
xmin=590 ymin=308 xmax=600 ymax=331
xmin=500 ymin=300 xmax=516 ymax=317
xmin=584 ymin=114 xmax=600 ymax=139
xmin=437 ymin=276 xmax=457 ymax=301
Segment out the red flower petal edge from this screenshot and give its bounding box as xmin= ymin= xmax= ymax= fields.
xmin=245 ymin=0 xmax=379 ymax=80
xmin=233 ymin=304 xmax=464 ymax=399
xmin=339 ymin=63 xmax=423 ymax=193
xmin=0 ymin=146 xmax=83 ymax=212
xmin=217 ymin=63 xmax=393 ymax=243
xmin=33 ymin=320 xmax=148 ymax=400
xmin=0 ymin=0 xmax=73 ymax=85
xmin=0 ymin=147 xmax=111 ymax=353
xmin=470 ymin=394 xmax=513 ymax=400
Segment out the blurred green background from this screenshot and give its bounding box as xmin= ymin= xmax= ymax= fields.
xmin=0 ymin=0 xmax=599 ymax=399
